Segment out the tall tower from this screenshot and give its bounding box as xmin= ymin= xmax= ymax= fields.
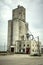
xmin=7 ymin=5 xmax=28 ymax=52
xmin=12 ymin=5 xmax=25 ymax=22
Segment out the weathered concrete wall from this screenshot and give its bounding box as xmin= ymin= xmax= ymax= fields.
xmin=15 ymin=40 xmax=31 ymax=53
xmin=12 ymin=5 xmax=25 ymax=22
xmin=30 ymin=40 xmax=39 ymax=55
xmin=19 ymin=20 xmax=26 ymax=38
xmin=12 ymin=19 xmax=19 ymax=45
xmin=7 ymin=20 xmax=12 ymax=51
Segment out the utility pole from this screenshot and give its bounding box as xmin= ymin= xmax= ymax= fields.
xmin=4 ymin=43 xmax=5 ymax=55
xmin=37 ymin=36 xmax=40 ymax=56
xmin=4 ymin=43 xmax=5 ymax=52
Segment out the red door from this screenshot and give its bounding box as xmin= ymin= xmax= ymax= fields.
xmin=26 ymin=48 xmax=30 ymax=54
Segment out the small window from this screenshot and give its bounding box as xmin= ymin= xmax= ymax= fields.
xmin=27 ymin=44 xmax=29 ymax=46
xmin=37 ymin=44 xmax=38 ymax=47
xmin=32 ymin=49 xmax=34 ymax=52
xmin=23 ymin=44 xmax=25 ymax=47
xmin=19 ymin=44 xmax=21 ymax=47
xmin=23 ymin=49 xmax=25 ymax=52
xmin=19 ymin=49 xmax=21 ymax=52
xmin=21 ymin=36 xmax=24 ymax=40
xmin=19 ymin=12 xmax=21 ymax=14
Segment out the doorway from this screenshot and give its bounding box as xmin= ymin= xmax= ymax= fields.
xmin=26 ymin=48 xmax=30 ymax=54
xmin=11 ymin=47 xmax=14 ymax=52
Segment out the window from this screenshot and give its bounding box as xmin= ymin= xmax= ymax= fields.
xmin=32 ymin=49 xmax=34 ymax=52
xmin=19 ymin=12 xmax=21 ymax=14
xmin=27 ymin=44 xmax=29 ymax=46
xmin=37 ymin=44 xmax=38 ymax=47
xmin=23 ymin=44 xmax=25 ymax=47
xmin=19 ymin=44 xmax=21 ymax=47
xmin=21 ymin=36 xmax=24 ymax=40
xmin=19 ymin=49 xmax=21 ymax=52
xmin=23 ymin=49 xmax=25 ymax=52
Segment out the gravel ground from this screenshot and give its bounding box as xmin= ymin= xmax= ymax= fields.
xmin=0 ymin=54 xmax=43 ymax=65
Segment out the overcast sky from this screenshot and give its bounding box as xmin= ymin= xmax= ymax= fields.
xmin=0 ymin=0 xmax=43 ymax=50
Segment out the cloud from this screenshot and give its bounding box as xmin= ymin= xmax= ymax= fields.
xmin=27 ymin=0 xmax=43 ymax=30
xmin=0 ymin=1 xmax=12 ymax=46
xmin=0 ymin=0 xmax=19 ymax=9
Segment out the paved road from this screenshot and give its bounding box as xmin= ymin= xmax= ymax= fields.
xmin=0 ymin=54 xmax=43 ymax=65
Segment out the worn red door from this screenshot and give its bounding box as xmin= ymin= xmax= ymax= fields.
xmin=26 ymin=48 xmax=30 ymax=54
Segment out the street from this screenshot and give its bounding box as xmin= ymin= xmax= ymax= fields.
xmin=0 ymin=54 xmax=43 ymax=65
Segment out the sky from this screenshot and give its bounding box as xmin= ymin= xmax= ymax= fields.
xmin=0 ymin=0 xmax=43 ymax=50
